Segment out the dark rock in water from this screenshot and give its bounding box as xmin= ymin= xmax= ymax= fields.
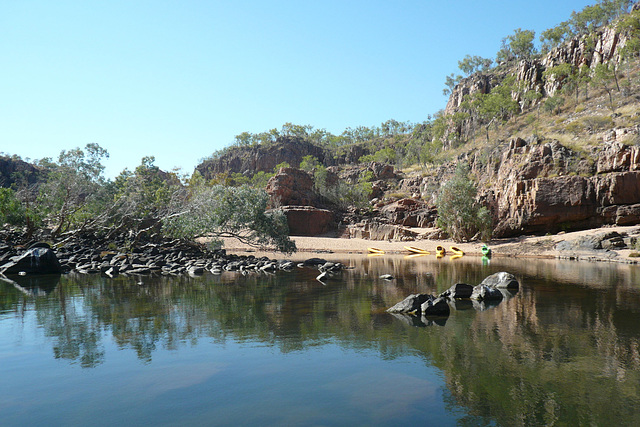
xmin=1 ymin=247 xmax=63 ymax=275
xmin=188 ymin=266 xmax=205 ymax=275
xmin=420 ymin=297 xmax=450 ymax=316
xmin=319 ymin=262 xmax=345 ymax=273
xmin=303 ymin=258 xmax=327 ymax=266
xmin=387 ymin=294 xmax=433 ymax=313
xmin=379 ymin=274 xmax=394 ymax=280
xmin=440 ymin=283 xmax=473 ymax=299
xmin=471 ymin=284 xmax=504 ymax=301
xmin=480 ymin=272 xmax=519 ymax=289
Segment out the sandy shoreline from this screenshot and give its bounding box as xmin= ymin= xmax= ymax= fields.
xmin=221 ymin=225 xmax=640 ymax=264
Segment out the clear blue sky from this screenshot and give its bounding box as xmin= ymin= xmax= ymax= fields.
xmin=1 ymin=0 xmax=596 ymax=178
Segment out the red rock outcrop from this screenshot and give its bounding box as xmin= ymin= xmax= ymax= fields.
xmin=380 ymin=198 xmax=436 ymax=228
xmin=265 ymin=167 xmax=317 ymax=207
xmin=265 ymin=168 xmax=337 ymax=236
xmin=279 ymin=206 xmax=333 ymax=236
xmin=483 ymin=138 xmax=640 ymax=237
xmin=348 ymin=220 xmax=419 ymax=241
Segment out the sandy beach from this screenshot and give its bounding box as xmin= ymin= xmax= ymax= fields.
xmin=221 ymin=225 xmax=640 ymax=263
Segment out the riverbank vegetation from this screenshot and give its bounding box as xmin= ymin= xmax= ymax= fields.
xmin=0 ymin=145 xmax=296 ymax=253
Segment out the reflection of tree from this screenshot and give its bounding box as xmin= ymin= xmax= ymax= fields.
xmin=2 ymin=258 xmax=640 ymax=425
xmin=35 ymin=277 xmax=105 ymax=368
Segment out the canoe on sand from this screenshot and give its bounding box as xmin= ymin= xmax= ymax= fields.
xmin=367 ymin=247 xmax=385 ymax=254
xmin=449 ymin=246 xmax=464 ymax=256
xmin=403 ymin=246 xmax=430 ymax=255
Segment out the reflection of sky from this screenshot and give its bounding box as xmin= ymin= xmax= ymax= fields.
xmin=0 ymin=320 xmax=452 ymax=426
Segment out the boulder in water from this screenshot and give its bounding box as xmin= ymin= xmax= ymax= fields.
xmin=0 ymin=247 xmax=63 ymax=275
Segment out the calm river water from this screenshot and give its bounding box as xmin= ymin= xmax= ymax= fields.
xmin=1 ymin=254 xmax=640 ymax=426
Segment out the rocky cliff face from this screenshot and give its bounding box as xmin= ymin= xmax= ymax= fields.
xmin=196 ymin=136 xmax=330 ymax=179
xmin=478 ymin=137 xmax=640 ymax=237
xmin=0 ymin=156 xmax=44 ymax=188
xmin=445 ymin=21 xmax=633 ymax=114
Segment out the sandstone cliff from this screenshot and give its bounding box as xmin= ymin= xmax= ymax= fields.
xmin=478 ymin=137 xmax=640 ymax=237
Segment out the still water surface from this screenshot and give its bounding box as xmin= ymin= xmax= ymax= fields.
xmin=1 ymin=255 xmax=640 ymax=426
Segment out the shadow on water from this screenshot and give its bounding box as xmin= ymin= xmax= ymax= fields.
xmin=1 ymin=255 xmax=640 ymax=425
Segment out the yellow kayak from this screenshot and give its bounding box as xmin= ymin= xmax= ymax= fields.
xmin=367 ymin=247 xmax=385 ymax=254
xmin=435 ymin=245 xmax=446 ymax=256
xmin=404 ymin=246 xmax=430 ymax=255
xmin=449 ymin=246 xmax=464 ymax=256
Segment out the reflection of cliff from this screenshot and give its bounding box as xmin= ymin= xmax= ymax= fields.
xmin=2 ymin=258 xmax=640 ymax=424
xmin=405 ymin=267 xmax=640 ymax=426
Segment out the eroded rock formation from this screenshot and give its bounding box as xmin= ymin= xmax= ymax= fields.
xmin=480 ymin=137 xmax=640 ymax=237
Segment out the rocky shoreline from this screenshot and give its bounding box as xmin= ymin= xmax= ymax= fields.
xmin=2 ymin=224 xmax=639 ymax=279
xmin=0 ymin=233 xmax=347 ymax=278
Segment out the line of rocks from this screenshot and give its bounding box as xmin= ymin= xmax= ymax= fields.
xmin=386 ymin=272 xmax=520 ymax=321
xmin=0 ymin=239 xmax=346 ymax=278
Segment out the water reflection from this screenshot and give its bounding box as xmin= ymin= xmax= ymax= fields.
xmin=0 ymin=274 xmax=60 ymax=296
xmin=1 ymin=256 xmax=640 ymax=425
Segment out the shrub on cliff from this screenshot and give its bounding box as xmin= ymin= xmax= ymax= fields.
xmin=436 ymin=165 xmax=492 ymax=242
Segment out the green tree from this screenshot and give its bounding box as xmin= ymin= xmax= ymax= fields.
xmin=543 ymin=63 xmax=582 ymax=105
xmin=111 ymin=156 xmax=184 ymax=239
xmin=162 ymin=184 xmax=296 ymax=253
xmin=617 ymin=9 xmax=640 ymax=60
xmin=497 ymin=28 xmax=537 ymax=62
xmin=436 ymin=164 xmax=491 ymax=242
xmin=540 ymin=21 xmax=571 ymax=53
xmin=360 ymin=147 xmax=396 ymax=164
xmin=443 ymin=73 xmax=462 ymax=96
xmin=458 ymin=55 xmax=493 ymax=76
xmin=39 ymin=143 xmax=110 ymax=237
xmin=592 ymin=62 xmax=618 ymax=111
xmin=543 ymin=95 xmax=565 ymax=114
xmin=299 ymin=155 xmax=322 ymax=172
xmin=273 ymin=161 xmax=291 ymax=173
xmin=471 ymin=76 xmax=519 ymax=140
xmin=0 ymin=188 xmax=25 ymax=225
